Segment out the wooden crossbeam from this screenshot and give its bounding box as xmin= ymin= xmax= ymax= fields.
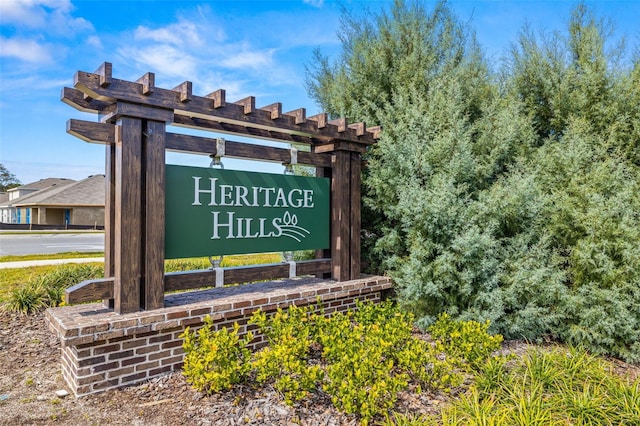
xmin=173 ymin=81 xmax=192 ymax=103
xmin=95 ymin=62 xmax=112 ymax=88
xmin=260 ymin=102 xmax=282 ymax=120
xmin=284 ymin=108 xmax=306 ymax=125
xmin=329 ymin=118 xmax=347 ymax=132
xmin=136 ymin=72 xmax=155 ymax=95
xmin=65 ymin=259 xmax=332 ymax=304
xmin=207 ymin=89 xmax=226 ymax=108
xmin=308 ymin=113 xmax=327 ymax=129
xmin=348 ymin=122 xmax=366 ymax=136
xmin=66 ymin=119 xmax=332 ymax=167
xmin=234 ymin=96 xmax=255 ymax=114
xmin=68 ymin=64 xmax=378 ymax=144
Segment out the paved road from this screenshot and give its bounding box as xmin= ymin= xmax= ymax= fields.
xmin=0 ymin=232 xmax=105 ymax=256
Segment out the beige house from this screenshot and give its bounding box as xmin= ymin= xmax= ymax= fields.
xmin=0 ymin=175 xmax=105 ymax=227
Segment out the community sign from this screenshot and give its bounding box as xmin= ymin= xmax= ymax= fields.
xmin=165 ymin=165 xmax=330 ymax=259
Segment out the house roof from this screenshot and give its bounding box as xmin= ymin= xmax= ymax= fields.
xmin=8 ymin=178 xmax=75 ymax=192
xmin=13 ymin=175 xmax=105 ymax=207
xmin=0 ymin=192 xmax=9 ymax=204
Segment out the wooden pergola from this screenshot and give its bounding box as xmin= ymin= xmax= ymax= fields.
xmin=63 ymin=63 xmax=379 ymax=314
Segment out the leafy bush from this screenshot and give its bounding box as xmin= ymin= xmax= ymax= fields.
xmin=249 ymin=305 xmax=323 ymax=404
xmin=6 ymin=263 xmax=103 ymax=314
xmin=433 ymin=346 xmax=640 ymax=425
xmin=181 ymin=317 xmax=253 ymax=393
xmin=181 ymin=300 xmax=504 ymax=424
xmin=307 ymin=0 xmax=640 ymax=362
xmin=428 ymin=312 xmax=503 ymax=370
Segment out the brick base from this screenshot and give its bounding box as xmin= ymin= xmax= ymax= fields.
xmin=46 ymin=275 xmax=392 ymax=397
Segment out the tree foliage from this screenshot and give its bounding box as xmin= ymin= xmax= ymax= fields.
xmin=0 ymin=163 xmax=21 ymax=192
xmin=307 ymin=1 xmax=640 ymax=361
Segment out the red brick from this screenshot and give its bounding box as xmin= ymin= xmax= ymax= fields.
xmin=135 ymin=360 xmax=160 ymax=372
xmin=166 ymin=311 xmax=188 ymax=320
xmin=149 ymin=365 xmax=172 ymax=376
xmin=78 ymin=356 xmax=105 ymax=367
xmin=135 ymin=344 xmax=160 ymax=355
xmin=122 ymin=372 xmax=147 ymax=383
xmin=93 ymin=343 xmax=121 ymax=355
xmin=121 ymin=356 xmax=146 ymax=367
xmin=108 ymin=350 xmax=134 ymax=361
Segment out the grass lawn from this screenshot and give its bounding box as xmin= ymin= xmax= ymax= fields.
xmin=0 ymin=253 xmax=283 ymax=304
xmin=0 ymin=252 xmax=104 ymax=263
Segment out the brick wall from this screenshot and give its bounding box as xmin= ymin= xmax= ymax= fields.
xmin=46 ymin=275 xmax=393 ymax=397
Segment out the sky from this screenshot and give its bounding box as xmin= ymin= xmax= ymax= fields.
xmin=1 ymin=0 xmax=639 ymax=185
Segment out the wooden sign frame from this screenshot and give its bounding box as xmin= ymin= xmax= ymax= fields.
xmin=63 ymin=63 xmax=379 ymax=314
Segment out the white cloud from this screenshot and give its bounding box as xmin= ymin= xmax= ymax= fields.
xmin=86 ymin=35 xmax=103 ymax=49
xmin=0 ymin=36 xmax=53 ymax=63
xmin=134 ymin=19 xmax=203 ymax=48
xmin=303 ymin=0 xmax=324 ymax=8
xmin=118 ymin=44 xmax=198 ymax=78
xmin=1 ymin=0 xmax=92 ymax=32
xmin=220 ymin=48 xmax=275 ymax=70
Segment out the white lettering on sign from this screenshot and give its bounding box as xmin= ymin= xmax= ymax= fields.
xmin=211 ymin=211 xmax=309 ymax=241
xmin=192 ymin=176 xmax=315 ymax=209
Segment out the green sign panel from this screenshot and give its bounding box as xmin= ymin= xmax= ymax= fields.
xmin=165 ymin=165 xmax=330 ymax=259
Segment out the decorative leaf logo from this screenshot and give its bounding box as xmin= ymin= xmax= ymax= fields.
xmin=280 ymin=211 xmax=310 ymax=242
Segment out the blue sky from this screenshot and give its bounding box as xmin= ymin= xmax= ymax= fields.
xmin=1 ymin=0 xmax=638 ymax=184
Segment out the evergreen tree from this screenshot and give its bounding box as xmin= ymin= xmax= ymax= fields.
xmin=307 ymin=1 xmax=640 ymax=361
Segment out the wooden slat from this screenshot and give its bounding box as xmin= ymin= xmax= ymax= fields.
xmin=143 ymin=120 xmax=166 ymax=310
xmin=308 ymin=113 xmax=327 ymax=129
xmin=165 ymin=133 xmax=331 ymax=167
xmin=312 ymin=141 xmax=368 ymax=154
xmin=235 ymin=96 xmax=255 ymax=114
xmin=65 ymin=120 xmax=332 ymax=167
xmin=61 ymin=87 xmax=110 ymax=113
xmin=173 ymin=114 xmax=323 ymax=145
xmin=348 ymin=122 xmax=366 ymax=136
xmin=66 ymin=278 xmax=115 ymax=304
xmin=284 ymin=108 xmax=305 ymax=124
xmin=329 ymin=118 xmax=347 ymax=133
xmin=260 ymin=102 xmax=282 ymax=120
xmin=206 ymin=89 xmax=226 ymax=108
xmin=67 ymin=119 xmax=115 ymax=144
xmin=173 ymin=81 xmax=192 ymax=103
xmin=164 ymin=259 xmax=331 ymax=293
xmin=136 ymin=72 xmax=155 ymax=95
xmin=114 ymin=117 xmax=142 ymax=314
xmin=100 ymin=101 xmax=173 ymax=123
xmin=366 ymin=125 xmax=382 ymax=140
xmin=71 ymin=69 xmax=377 ymax=144
xmin=95 ymin=62 xmax=112 ymax=88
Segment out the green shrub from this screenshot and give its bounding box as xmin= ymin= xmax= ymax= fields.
xmin=181 ymin=316 xmax=253 ymax=393
xmin=6 ymin=285 xmax=45 ymax=314
xmin=430 ymin=346 xmax=640 ymax=425
xmin=429 ymin=312 xmax=503 ymax=370
xmin=6 ymin=263 xmax=103 ymax=314
xmin=249 ymin=305 xmax=323 ymax=404
xmin=181 ymin=300 xmax=504 ymax=424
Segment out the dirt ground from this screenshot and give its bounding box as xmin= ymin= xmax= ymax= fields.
xmin=1 ymin=309 xmax=638 ymax=426
xmin=0 ymin=309 xmax=452 ymax=426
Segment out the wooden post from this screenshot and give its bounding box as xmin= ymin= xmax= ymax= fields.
xmin=317 ymin=144 xmax=365 ymax=282
xmin=108 ymin=105 xmax=170 ymax=314
xmin=103 ymin=142 xmax=116 ymax=309
xmin=114 ymin=117 xmax=142 ymax=314
xmin=350 ymin=151 xmax=362 ymax=279
xmin=142 ymin=120 xmax=166 ymax=310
